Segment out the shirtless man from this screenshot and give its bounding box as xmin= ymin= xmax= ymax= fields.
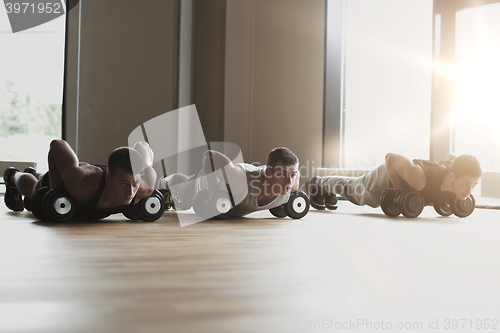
xmin=160 ymin=147 xmax=300 ymax=217
xmin=4 ymin=139 xmax=156 ymax=220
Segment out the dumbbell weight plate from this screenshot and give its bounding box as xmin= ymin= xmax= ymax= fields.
xmin=135 ymin=190 xmax=165 ymax=222
xmin=43 ymin=189 xmax=77 ymax=222
xmin=30 ymin=187 xmax=51 ymax=221
xmin=380 ymin=189 xmax=400 ymax=217
xmin=122 ymin=204 xmax=139 ymax=220
xmin=434 ymin=199 xmax=453 ymax=217
xmin=192 ymin=189 xmax=210 ymax=219
xmin=284 ymin=191 xmax=310 ymax=219
xmin=450 ymin=195 xmax=475 ymax=218
xmin=209 ymin=191 xmax=234 ymax=220
xmin=269 ymin=205 xmax=287 ymax=218
xmin=398 ymin=190 xmax=425 ymax=218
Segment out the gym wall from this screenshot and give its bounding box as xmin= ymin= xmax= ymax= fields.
xmin=225 ymin=0 xmax=325 ymax=169
xmin=64 ymin=0 xmax=178 ymax=164
xmin=65 ymin=0 xmax=325 ymax=174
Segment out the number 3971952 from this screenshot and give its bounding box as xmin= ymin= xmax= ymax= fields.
xmin=5 ymin=2 xmax=63 ymax=14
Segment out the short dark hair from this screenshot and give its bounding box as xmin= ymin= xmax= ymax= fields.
xmin=266 ymin=147 xmax=299 ymax=168
xmin=107 ymin=147 xmax=145 ymax=177
xmin=449 ymin=154 xmax=482 ymax=179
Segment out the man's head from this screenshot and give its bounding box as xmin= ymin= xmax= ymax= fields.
xmin=447 ymin=154 xmax=482 ymax=200
xmin=106 ymin=147 xmax=145 ymax=205
xmin=265 ymin=147 xmax=299 ymax=196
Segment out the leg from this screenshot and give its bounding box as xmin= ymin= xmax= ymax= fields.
xmin=3 ymin=167 xmax=41 ymax=211
xmin=315 ymin=164 xmax=391 ymax=208
xmin=12 ymin=172 xmax=39 ymax=198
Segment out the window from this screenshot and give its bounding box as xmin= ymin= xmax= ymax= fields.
xmin=342 ymin=0 xmax=433 ymax=169
xmin=0 ymin=8 xmax=65 ymax=174
xmin=453 ymin=3 xmax=500 ymax=172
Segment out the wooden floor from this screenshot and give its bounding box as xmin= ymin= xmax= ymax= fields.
xmin=1 ymin=199 xmax=500 ymax=333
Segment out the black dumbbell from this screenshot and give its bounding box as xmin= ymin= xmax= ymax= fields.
xmin=269 ymin=205 xmax=287 ymax=218
xmin=192 ymin=189 xmax=211 ymax=219
xmin=122 ymin=204 xmax=140 ymax=220
xmin=42 ymin=188 xmax=77 ymax=222
xmin=283 ymin=190 xmax=310 ymax=219
xmin=208 ymin=190 xmax=235 ymax=220
xmin=30 ymin=187 xmax=51 ymax=220
xmin=449 ymin=194 xmax=475 ymax=218
xmin=132 ymin=189 xmax=165 ymax=222
xmin=433 ymin=199 xmax=453 ymax=217
xmin=380 ymin=189 xmax=401 ymax=217
xmin=25 ymin=172 xmax=51 ymax=212
xmin=398 ymin=190 xmax=425 ymax=218
xmin=381 ymin=189 xmax=425 ymax=218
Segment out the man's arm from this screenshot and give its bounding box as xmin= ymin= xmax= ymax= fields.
xmin=47 ymin=139 xmax=101 ymax=202
xmin=133 ymin=141 xmax=157 ymax=201
xmin=385 ymin=153 xmax=426 ymax=191
xmin=202 ymin=150 xmax=247 ymax=193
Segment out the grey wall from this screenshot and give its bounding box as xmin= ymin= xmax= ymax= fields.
xmin=225 ymin=0 xmax=325 ymax=170
xmin=65 ymin=0 xmax=325 ymax=176
xmin=65 ymin=0 xmax=178 ymax=165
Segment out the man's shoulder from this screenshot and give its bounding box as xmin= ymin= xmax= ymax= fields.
xmin=67 ymin=166 xmax=105 ymax=203
xmin=413 ymin=159 xmax=451 ymax=169
xmin=236 ymin=163 xmax=266 ymax=173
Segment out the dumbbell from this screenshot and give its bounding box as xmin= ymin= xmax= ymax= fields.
xmin=433 ymin=199 xmax=453 ymax=217
xmin=30 ymin=186 xmax=51 ymax=221
xmin=192 ymin=189 xmax=211 ymax=219
xmin=192 ymin=189 xmax=235 ymax=220
xmin=381 ymin=189 xmax=425 ymax=218
xmin=29 ymin=187 xmax=77 ymax=222
xmin=208 ymin=190 xmax=235 ymax=220
xmin=269 ymin=190 xmax=310 ymax=219
xmin=43 ymin=189 xmax=78 ymax=222
xmin=450 ymin=195 xmax=475 ymax=218
xmin=269 ymin=205 xmax=287 ymax=218
xmin=123 ymin=190 xmax=165 ymax=222
xmin=284 ymin=190 xmax=310 ymax=219
xmin=24 ymin=172 xmax=51 ymax=212
xmin=380 ymin=189 xmax=401 ymax=217
xmin=432 ymin=195 xmax=475 ymax=218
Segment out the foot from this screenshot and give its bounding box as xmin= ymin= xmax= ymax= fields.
xmin=307 ymin=176 xmax=325 ymax=210
xmin=324 ymin=192 xmax=338 ymax=210
xmin=23 ymin=166 xmax=37 ymax=175
xmin=3 ymin=167 xmax=24 ymax=211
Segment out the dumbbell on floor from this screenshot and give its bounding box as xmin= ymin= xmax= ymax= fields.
xmin=381 ymin=189 xmax=425 ymax=218
xmin=29 ymin=187 xmax=77 ymax=222
xmin=434 ymin=195 xmax=475 ymax=218
xmin=123 ymin=189 xmax=166 ymax=222
xmin=382 ymin=189 xmax=475 ymax=218
xmin=192 ymin=189 xmax=235 ymax=220
xmin=269 ymin=190 xmax=310 ymax=219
